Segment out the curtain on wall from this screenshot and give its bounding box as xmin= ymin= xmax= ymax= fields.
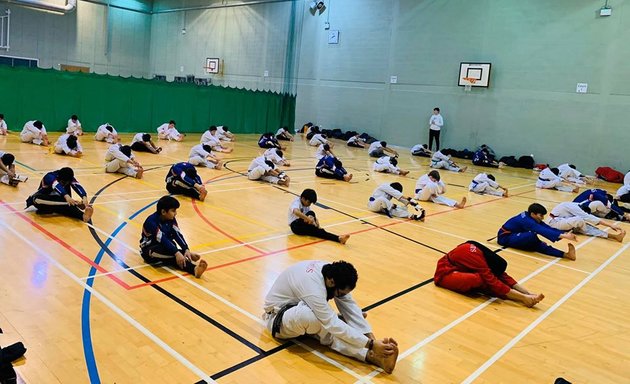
xmin=0 ymin=66 xmax=295 ymax=133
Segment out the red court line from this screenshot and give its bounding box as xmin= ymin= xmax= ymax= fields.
xmin=128 ymin=239 xmax=326 ymax=289
xmin=128 ymin=189 xmax=537 ymax=289
xmin=0 ymin=199 xmax=131 ymax=290
xmin=191 ymin=199 xmax=266 ymax=255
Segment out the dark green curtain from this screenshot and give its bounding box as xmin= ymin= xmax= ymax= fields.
xmin=0 ymin=66 xmax=295 ymax=133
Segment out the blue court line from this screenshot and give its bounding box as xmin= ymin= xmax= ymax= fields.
xmin=81 ymin=199 xmax=158 ymax=384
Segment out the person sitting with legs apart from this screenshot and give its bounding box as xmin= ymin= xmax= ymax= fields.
xmin=20 ymin=120 xmax=49 ymax=146
xmin=434 ymin=241 xmax=545 ymax=307
xmin=289 ymin=189 xmax=350 ymax=244
xmin=373 ymin=156 xmax=409 ymax=176
xmin=201 ymin=126 xmax=233 ymax=153
xmin=188 ymin=144 xmax=223 ymax=169
xmin=25 ymin=167 xmax=93 ymax=222
xmin=157 ymin=120 xmax=184 ymax=141
xmin=247 ymin=156 xmax=290 ymax=187
xmin=94 ymin=123 xmax=119 ymax=143
xmin=130 ymin=133 xmax=162 ymax=154
xmin=347 ymin=134 xmax=366 ymax=148
xmin=0 ymin=113 xmax=8 ymax=135
xmin=368 ymin=141 xmax=398 ymax=158
xmin=497 ymin=203 xmax=577 ymax=260
xmin=165 ymin=162 xmax=208 ymax=201
xmin=105 ymin=144 xmax=143 ymax=178
xmin=67 ymin=114 xmax=83 ymax=136
xmin=469 ymin=173 xmax=508 ymax=197
xmin=547 ymin=201 xmax=625 ymax=242
xmin=140 ymin=195 xmax=207 ymax=278
xmin=367 ymin=182 xmax=425 ymax=220
xmin=536 ymin=167 xmax=579 ymax=193
xmin=411 ymin=143 xmax=432 ymax=157
xmin=263 ymin=260 xmax=399 ymax=373
xmin=415 ymin=170 xmax=466 ymax=208
xmin=315 ymin=154 xmax=352 ymax=182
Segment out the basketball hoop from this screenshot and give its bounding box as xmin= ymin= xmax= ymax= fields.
xmin=462 ymin=77 xmax=477 ymax=92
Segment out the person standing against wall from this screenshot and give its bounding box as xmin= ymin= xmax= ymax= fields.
xmin=428 ymin=107 xmax=443 ymax=151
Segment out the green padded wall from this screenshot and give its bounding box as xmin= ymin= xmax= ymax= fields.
xmin=0 ymin=66 xmax=295 ymax=134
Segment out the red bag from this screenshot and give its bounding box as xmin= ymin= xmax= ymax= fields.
xmin=595 ymin=167 xmax=625 ymax=183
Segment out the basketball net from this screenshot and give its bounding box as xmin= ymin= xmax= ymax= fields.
xmin=462 ymin=77 xmax=477 ymax=92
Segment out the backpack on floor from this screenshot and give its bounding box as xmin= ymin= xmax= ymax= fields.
xmin=499 ymin=156 xmax=518 ymax=167
xmin=516 ymin=155 xmax=535 ymax=169
xmin=595 ymin=166 xmax=625 ymax=183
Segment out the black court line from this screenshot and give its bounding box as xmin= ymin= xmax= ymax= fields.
xmin=86 ymin=171 xmax=265 ymax=355
xmin=273 ymin=185 xmax=447 ymax=255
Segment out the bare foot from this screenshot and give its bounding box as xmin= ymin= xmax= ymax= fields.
xmin=399 ymin=170 xmax=410 ymax=176
xmin=523 ymin=293 xmax=545 ymax=307
xmin=194 ymin=259 xmax=208 ymax=278
xmin=216 ymin=161 xmax=223 ymax=170
xmin=136 ymin=169 xmax=144 ymax=179
xmin=572 ymin=186 xmax=580 ymax=193
xmin=83 ymin=205 xmax=94 ymax=223
xmin=610 ymin=229 xmax=626 ymax=243
xmin=199 ymin=188 xmax=208 ymax=202
xmin=344 ymin=174 xmax=353 ymax=182
xmin=366 ymin=342 xmax=399 ymax=374
xmin=564 ymin=243 xmax=577 ymax=260
xmin=455 ymin=197 xmax=467 ymax=209
xmin=503 ymin=189 xmax=509 ymax=197
xmin=459 ymin=166 xmax=468 ymax=173
xmin=189 ymin=253 xmax=201 ymax=262
xmin=339 ymin=234 xmax=350 ymax=244
xmin=362 ymin=312 xmax=368 ymax=319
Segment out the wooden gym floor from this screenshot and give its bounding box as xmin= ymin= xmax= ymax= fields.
xmin=0 ymin=132 xmax=628 ymax=383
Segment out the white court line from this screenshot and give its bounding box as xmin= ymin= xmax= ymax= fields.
xmin=461 ymin=239 xmax=630 ymax=384
xmin=0 ymin=221 xmax=216 ymax=383
xmin=355 ymin=233 xmax=601 ymax=382
xmin=198 ymin=214 xmax=381 ymax=256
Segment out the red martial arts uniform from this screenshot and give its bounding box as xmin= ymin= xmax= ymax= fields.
xmin=434 ymin=242 xmax=517 ymax=297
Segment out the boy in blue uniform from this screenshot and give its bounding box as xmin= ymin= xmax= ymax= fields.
xmin=165 ymin=162 xmax=208 ymax=201
xmin=315 ymin=154 xmax=352 ymax=182
xmin=140 ymin=196 xmax=207 ymax=278
xmin=25 ymin=167 xmax=93 ymax=222
xmin=497 ymin=203 xmax=577 ymax=260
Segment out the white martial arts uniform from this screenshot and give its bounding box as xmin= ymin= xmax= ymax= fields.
xmin=411 ymin=144 xmax=431 ymax=156
xmin=131 ymin=133 xmax=146 ymax=146
xmin=368 ymin=141 xmax=385 ymax=157
xmin=0 ymin=119 xmax=7 ymax=134
xmin=264 ymin=148 xmax=287 ymax=165
xmin=315 ymin=144 xmax=330 ymax=160
xmin=373 ymin=156 xmax=401 ymax=174
xmin=367 ymin=183 xmax=413 ymax=218
xmin=616 ymin=172 xmax=630 ymax=199
xmin=188 ymin=144 xmax=219 ymax=168
xmin=215 ymin=126 xmax=231 ymax=141
xmin=347 ymin=136 xmax=362 ymax=146
xmin=536 ymin=168 xmax=574 ymax=192
xmin=547 ymin=202 xmax=608 ymax=238
xmin=94 ymin=124 xmax=118 ymax=143
xmin=558 ymin=163 xmax=586 ymax=184
xmin=247 ymin=156 xmax=279 ymax=184
xmin=469 ymin=173 xmax=503 ymax=196
xmin=105 ymin=144 xmax=138 ymax=177
xmin=276 ymin=128 xmax=290 ymax=138
xmin=309 ymin=133 xmax=328 ymax=147
xmin=200 ymin=131 xmax=227 ymax=151
xmin=66 ymin=118 xmax=82 ymax=135
xmin=263 ymin=260 xmax=371 ymax=361
xmin=415 ymin=174 xmax=457 ymax=206
xmin=54 ymin=134 xmax=83 ymax=155
xmin=157 ymin=123 xmax=182 ymax=140
xmin=430 ymin=151 xmax=460 ymax=172
xmin=20 ymin=121 xmax=47 ymax=145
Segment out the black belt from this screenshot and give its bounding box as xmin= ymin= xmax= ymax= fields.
xmin=272 ymin=303 xmax=297 ymax=338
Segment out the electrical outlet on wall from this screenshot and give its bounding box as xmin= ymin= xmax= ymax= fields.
xmin=264 ymin=70 xmax=269 ymax=77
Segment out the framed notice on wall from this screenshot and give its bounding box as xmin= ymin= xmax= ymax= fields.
xmin=205 ymin=58 xmax=220 ymax=74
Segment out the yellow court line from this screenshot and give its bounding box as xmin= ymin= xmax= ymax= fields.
xmin=93 ymin=204 xmax=144 ymax=230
